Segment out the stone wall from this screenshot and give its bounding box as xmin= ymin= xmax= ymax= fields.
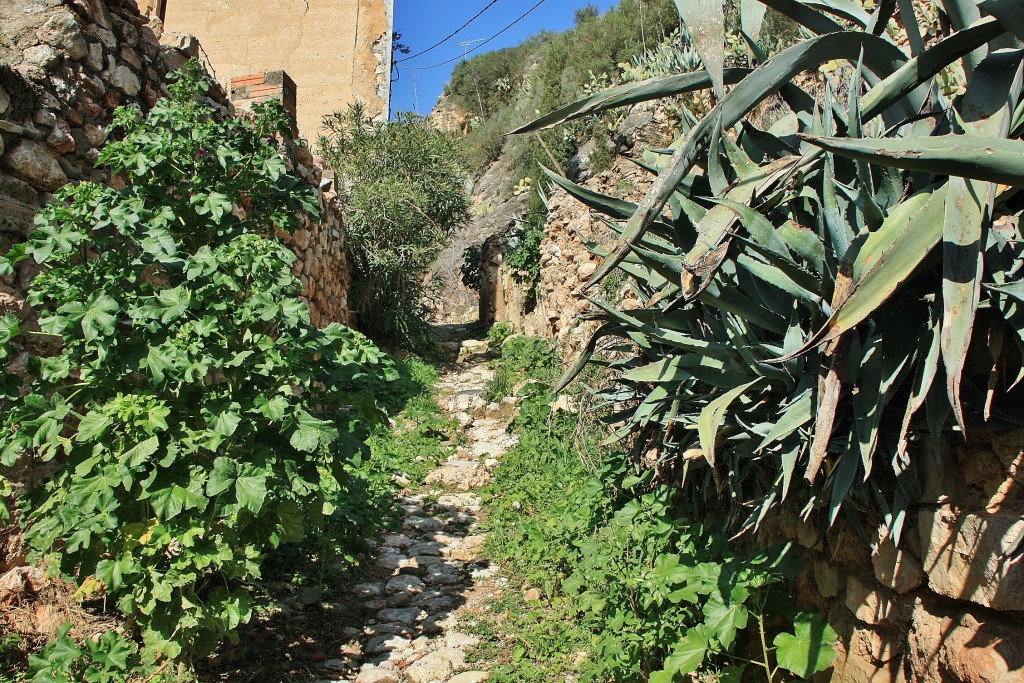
xmin=147 ymin=0 xmax=394 ymax=138
xmin=481 ymin=107 xmax=1024 ymax=683
xmin=479 ymin=104 xmax=670 ymax=356
xmin=0 ymin=0 xmax=350 ymax=334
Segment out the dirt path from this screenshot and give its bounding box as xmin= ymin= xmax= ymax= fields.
xmin=325 ymin=346 xmax=517 ymax=683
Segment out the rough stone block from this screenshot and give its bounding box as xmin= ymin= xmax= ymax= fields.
xmin=919 ymin=505 xmax=1024 ymax=611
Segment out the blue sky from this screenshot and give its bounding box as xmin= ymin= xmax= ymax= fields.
xmin=391 ymin=0 xmax=618 ymax=116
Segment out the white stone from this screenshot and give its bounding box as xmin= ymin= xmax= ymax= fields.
xmin=449 ymin=673 xmax=490 ymax=683
xmin=110 ymin=65 xmax=141 ymax=96
xmin=355 ymin=666 xmax=400 ymax=683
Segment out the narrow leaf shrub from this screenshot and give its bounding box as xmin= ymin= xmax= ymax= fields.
xmin=318 ymin=105 xmax=470 ymax=351
xmin=0 ymin=61 xmax=394 ymax=664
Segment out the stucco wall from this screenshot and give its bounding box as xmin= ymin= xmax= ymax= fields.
xmin=149 ymin=0 xmax=393 ymax=137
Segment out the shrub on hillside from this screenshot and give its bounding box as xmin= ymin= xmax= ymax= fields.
xmin=318 ymin=105 xmax=470 ymax=350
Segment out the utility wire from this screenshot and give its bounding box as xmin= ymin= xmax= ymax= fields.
xmin=398 ymin=0 xmax=549 ymax=71
xmin=396 ymin=0 xmax=503 ymax=64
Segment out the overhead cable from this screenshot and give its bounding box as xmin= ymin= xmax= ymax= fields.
xmin=396 ymin=0 xmax=503 ymax=63
xmin=398 ymin=0 xmax=549 ymax=71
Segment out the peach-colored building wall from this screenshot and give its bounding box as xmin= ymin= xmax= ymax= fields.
xmin=139 ymin=0 xmax=393 ymax=136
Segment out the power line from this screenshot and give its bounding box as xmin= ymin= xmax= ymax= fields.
xmin=398 ymin=0 xmax=549 ymax=72
xmin=396 ymin=0 xmax=503 ymax=64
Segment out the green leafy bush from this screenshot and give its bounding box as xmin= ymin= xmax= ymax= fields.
xmin=318 ymin=105 xmax=470 ymax=350
xmin=517 ymin=0 xmax=1024 ymax=542
xmin=481 ymin=340 xmax=835 ymax=681
xmin=485 ymin=322 xmax=514 ymax=346
xmin=26 ymin=625 xmax=141 ymax=683
xmin=0 ymin=62 xmax=393 ymax=664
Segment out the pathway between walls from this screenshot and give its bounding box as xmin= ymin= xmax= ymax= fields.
xmin=323 ymin=342 xmax=519 ymax=683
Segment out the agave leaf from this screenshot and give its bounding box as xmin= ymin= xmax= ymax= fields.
xmin=806 ymin=335 xmax=848 ymax=482
xmin=860 ymin=18 xmax=1005 ymax=121
xmin=759 ymin=0 xmax=844 ymax=34
xmin=509 ymin=69 xmax=750 ymax=134
xmin=866 ymin=0 xmax=895 ymax=34
xmin=704 ymin=196 xmax=792 ymax=258
xmin=674 ymin=0 xmax=727 ymax=98
xmin=698 ymin=380 xmax=762 ymax=467
xmin=585 ymin=31 xmax=913 ymax=289
xmin=898 ymin=308 xmax=942 ymax=458
xmin=807 ymin=0 xmax=873 ymax=26
xmin=776 ymin=187 xmax=948 ymax=362
xmin=942 ymin=176 xmax=986 ymax=432
xmin=801 ymin=135 xmax=1024 ymax=186
xmin=555 ymin=322 xmax=623 ymax=393
xmin=896 ymin=0 xmax=925 ymax=54
xmin=740 ymin=0 xmax=769 ymax=43
xmin=940 ymin=51 xmax=1022 ymax=430
xmin=778 ymin=220 xmax=827 ymax=273
xmin=979 ymin=0 xmax=1024 ymax=41
xmin=758 ymin=385 xmax=813 ymax=451
xmin=940 ymin=0 xmax=988 ymax=74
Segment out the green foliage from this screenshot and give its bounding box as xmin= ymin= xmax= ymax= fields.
xmin=521 ymin=0 xmax=1024 ymax=542
xmin=26 ymin=625 xmax=144 ymax=683
xmin=460 ymin=245 xmax=483 ymax=292
xmin=448 ymin=0 xmax=680 ymax=177
xmin=480 ymin=340 xmax=835 ymax=681
xmin=0 ymin=61 xmax=394 ymax=665
xmin=486 ymin=322 xmax=515 ymax=346
xmin=318 ymin=105 xmax=470 ymax=350
xmin=483 ymin=336 xmax=559 ymax=402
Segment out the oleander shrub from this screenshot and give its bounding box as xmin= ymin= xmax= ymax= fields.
xmin=0 ymin=61 xmax=394 ymax=665
xmin=318 ymin=105 xmax=470 ymax=351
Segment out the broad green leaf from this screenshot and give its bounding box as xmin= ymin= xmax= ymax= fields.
xmin=235 ymin=474 xmax=267 ymax=514
xmin=76 ymin=411 xmax=112 ymax=442
xmin=773 ymin=613 xmax=838 ymax=678
xmin=206 ymin=457 xmax=237 ymax=497
xmin=703 ymin=598 xmax=749 ymax=649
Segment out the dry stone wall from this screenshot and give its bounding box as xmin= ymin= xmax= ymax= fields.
xmin=481 ymin=106 xmax=1024 ymax=683
xmin=0 ymin=0 xmax=351 ymax=336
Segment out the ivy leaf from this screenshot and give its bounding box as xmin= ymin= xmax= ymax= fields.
xmin=662 ymin=624 xmax=712 ymax=676
xmin=145 ymin=343 xmax=175 ymax=383
xmin=0 ymin=314 xmax=20 ymax=346
xmin=192 ymin=192 xmax=232 ymax=222
xmin=186 ymin=247 xmax=218 ymax=280
xmin=138 ymin=287 xmax=192 ymax=323
xmin=773 ymin=612 xmax=838 ymax=678
xmin=209 ymin=403 xmax=242 ymax=437
xmin=235 ymin=473 xmax=267 ymax=514
xmin=255 ymin=395 xmax=290 ymax=422
xmin=122 ymin=436 xmax=160 ymax=468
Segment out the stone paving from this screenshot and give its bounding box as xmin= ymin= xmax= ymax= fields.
xmin=318 ymin=344 xmax=517 ymax=683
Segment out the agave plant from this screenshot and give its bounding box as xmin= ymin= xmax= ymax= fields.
xmin=513 ymin=0 xmax=1024 ymax=538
